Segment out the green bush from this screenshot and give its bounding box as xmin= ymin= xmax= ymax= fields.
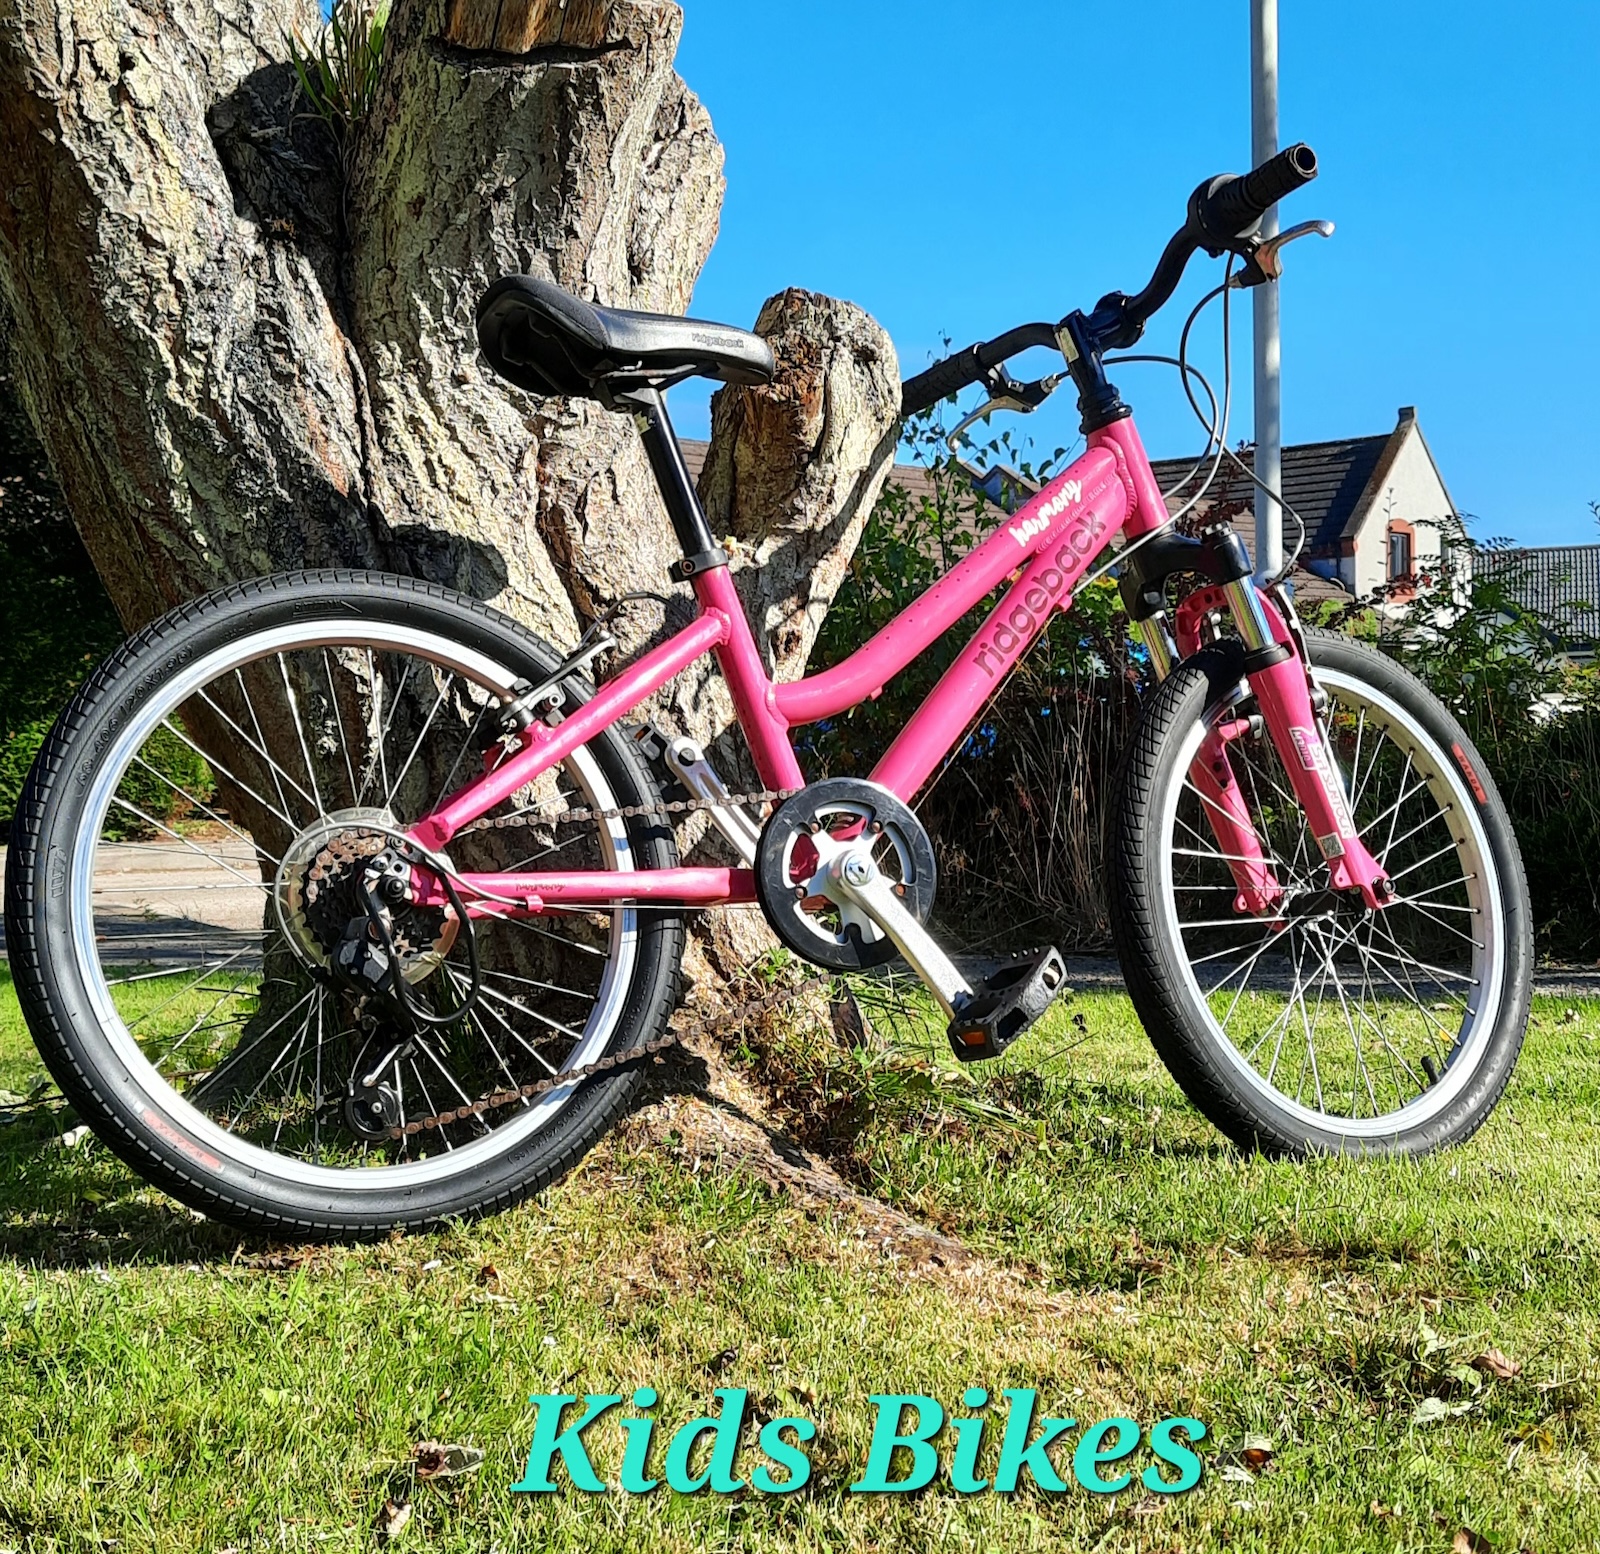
xmin=1327 ymin=519 xmax=1600 ymax=961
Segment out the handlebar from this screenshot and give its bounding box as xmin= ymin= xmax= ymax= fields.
xmin=900 ymin=322 xmax=1059 ymax=420
xmin=1193 ymin=142 xmax=1319 ymax=250
xmin=900 ymin=143 xmax=1319 ymax=418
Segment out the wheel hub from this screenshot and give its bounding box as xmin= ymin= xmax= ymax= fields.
xmin=275 ymin=808 xmax=457 ymax=985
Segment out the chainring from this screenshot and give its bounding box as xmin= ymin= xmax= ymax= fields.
xmin=754 ymin=778 xmax=937 ymax=971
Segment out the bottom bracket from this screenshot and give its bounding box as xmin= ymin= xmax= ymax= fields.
xmin=754 ymin=778 xmax=937 ymax=972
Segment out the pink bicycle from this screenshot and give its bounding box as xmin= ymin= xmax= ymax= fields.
xmin=6 ymin=145 xmax=1531 ymax=1234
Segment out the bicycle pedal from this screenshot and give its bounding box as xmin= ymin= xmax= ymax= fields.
xmin=946 ymin=947 xmax=1067 ymax=1062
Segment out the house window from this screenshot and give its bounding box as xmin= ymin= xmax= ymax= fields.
xmin=1388 ymin=527 xmax=1412 ymax=582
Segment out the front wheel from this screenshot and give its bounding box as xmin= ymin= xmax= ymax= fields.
xmin=1108 ymin=627 xmax=1532 ymax=1156
xmin=5 ymin=571 xmax=684 ymax=1235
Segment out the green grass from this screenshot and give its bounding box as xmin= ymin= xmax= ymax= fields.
xmin=2 ymin=960 xmax=1598 ymax=1552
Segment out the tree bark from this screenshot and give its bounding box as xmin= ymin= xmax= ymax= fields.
xmin=0 ymin=0 xmax=897 ymax=872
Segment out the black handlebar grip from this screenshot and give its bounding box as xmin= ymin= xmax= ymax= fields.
xmin=1198 ymin=142 xmax=1318 ymax=241
xmin=900 ymin=345 xmax=985 ymax=418
xmin=900 ymin=323 xmax=1060 ymax=418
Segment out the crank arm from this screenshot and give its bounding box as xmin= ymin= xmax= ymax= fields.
xmin=821 ymin=850 xmax=974 ymax=1019
xmin=664 ymin=736 xmax=763 ymax=866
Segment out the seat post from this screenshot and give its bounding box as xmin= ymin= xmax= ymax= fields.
xmin=617 ymin=385 xmax=729 ymax=583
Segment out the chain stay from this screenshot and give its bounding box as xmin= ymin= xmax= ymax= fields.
xmin=460 ymin=786 xmax=799 ymax=836
xmin=388 ymin=783 xmax=810 ymax=1139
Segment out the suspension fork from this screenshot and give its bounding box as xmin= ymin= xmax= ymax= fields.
xmin=1136 ymin=613 xmax=1284 ymax=916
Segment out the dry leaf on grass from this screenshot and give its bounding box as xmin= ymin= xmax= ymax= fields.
xmin=375 ymin=1497 xmax=411 ymax=1542
xmin=1471 ymin=1347 xmax=1521 ymax=1380
xmin=1452 ymin=1529 xmax=1492 ymax=1554
xmin=1239 ymin=1434 xmax=1274 ymax=1471
xmin=412 ymin=1441 xmax=485 ymax=1480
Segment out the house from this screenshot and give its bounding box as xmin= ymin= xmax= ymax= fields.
xmin=680 ymin=406 xmax=1457 ymax=615
xmin=1475 ymin=544 xmax=1600 ymax=663
xmin=1145 ymin=407 xmax=1459 ymax=612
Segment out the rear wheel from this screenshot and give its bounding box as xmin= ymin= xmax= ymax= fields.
xmin=5 ymin=571 xmax=684 ymax=1235
xmin=1107 ymin=628 xmax=1532 ymax=1155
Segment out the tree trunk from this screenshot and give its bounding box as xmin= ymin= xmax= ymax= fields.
xmin=0 ymin=0 xmax=899 ymax=972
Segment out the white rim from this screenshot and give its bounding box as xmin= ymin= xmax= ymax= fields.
xmin=71 ymin=616 xmax=640 ymax=1190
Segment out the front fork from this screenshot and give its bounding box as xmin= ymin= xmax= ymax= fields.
xmin=1136 ymin=583 xmax=1392 ymax=915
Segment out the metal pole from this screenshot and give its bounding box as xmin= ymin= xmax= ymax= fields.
xmin=1251 ymin=0 xmax=1282 ymax=580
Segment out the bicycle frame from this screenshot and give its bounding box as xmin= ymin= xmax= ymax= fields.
xmin=406 ymin=414 xmax=1391 ymax=918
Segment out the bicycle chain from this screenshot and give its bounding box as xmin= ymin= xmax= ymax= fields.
xmin=388 ymin=783 xmax=814 ymax=1140
xmin=385 ymin=972 xmax=834 ymax=1140
xmin=459 ymin=786 xmax=801 ymax=836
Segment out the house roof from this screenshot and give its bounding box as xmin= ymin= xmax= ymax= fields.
xmin=1147 ymin=431 xmax=1394 ymax=555
xmin=675 ymin=422 xmax=1427 ymax=617
xmin=1476 ymin=545 xmax=1600 ymax=648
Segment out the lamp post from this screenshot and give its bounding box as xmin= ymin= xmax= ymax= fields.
xmin=1251 ymin=0 xmax=1283 ymax=580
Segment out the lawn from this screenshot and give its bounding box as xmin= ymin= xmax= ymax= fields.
xmin=1 ymin=961 xmax=1598 ymax=1553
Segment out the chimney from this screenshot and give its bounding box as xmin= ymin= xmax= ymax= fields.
xmin=1397 ymin=406 xmax=1417 ymax=424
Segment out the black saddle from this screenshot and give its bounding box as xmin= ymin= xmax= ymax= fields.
xmin=476 ymin=276 xmax=775 ymax=403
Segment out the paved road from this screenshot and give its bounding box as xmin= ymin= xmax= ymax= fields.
xmin=0 ymin=840 xmax=266 ymax=967
xmin=1 ymin=841 xmax=1597 ymax=998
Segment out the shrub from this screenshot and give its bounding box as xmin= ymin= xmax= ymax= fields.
xmin=1325 ymin=518 xmax=1600 ymax=961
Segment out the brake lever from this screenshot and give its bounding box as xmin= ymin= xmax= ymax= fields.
xmin=1230 ymin=219 xmax=1335 ymax=288
xmin=945 ymin=365 xmax=1063 ymax=453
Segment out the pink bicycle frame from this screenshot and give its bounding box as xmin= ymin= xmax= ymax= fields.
xmin=407 ymin=413 xmax=1389 ymax=917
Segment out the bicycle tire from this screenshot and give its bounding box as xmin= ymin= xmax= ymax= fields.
xmin=5 ymin=570 xmax=685 ymax=1235
xmin=1107 ymin=628 xmax=1532 ymax=1156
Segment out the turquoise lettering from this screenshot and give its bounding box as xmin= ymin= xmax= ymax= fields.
xmin=618 ymin=1386 xmax=659 ymax=1493
xmin=1073 ymin=1416 xmax=1141 ymax=1494
xmin=663 ymin=1388 xmax=748 ymax=1494
xmin=1143 ymin=1416 xmax=1206 ymax=1494
xmin=510 ymin=1393 xmax=620 ymax=1494
xmin=993 ymin=1389 xmax=1074 ymax=1493
xmin=849 ymin=1394 xmax=944 ymax=1493
xmin=950 ymin=1387 xmax=990 ymax=1494
xmin=751 ymin=1417 xmax=815 ymax=1494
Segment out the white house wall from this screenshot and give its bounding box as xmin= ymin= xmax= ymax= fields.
xmin=1349 ymin=426 xmax=1453 ymax=597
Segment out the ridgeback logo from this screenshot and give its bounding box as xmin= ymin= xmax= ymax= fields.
xmin=974 ymin=501 xmax=1107 ymax=679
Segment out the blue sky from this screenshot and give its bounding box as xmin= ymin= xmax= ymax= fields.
xmin=666 ymin=1 xmax=1599 ymax=546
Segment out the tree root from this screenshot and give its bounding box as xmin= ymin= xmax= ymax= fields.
xmin=627 ymin=1021 xmax=977 ymax=1272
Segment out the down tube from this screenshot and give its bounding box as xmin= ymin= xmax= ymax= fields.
xmin=872 ymin=476 xmax=1131 ymax=800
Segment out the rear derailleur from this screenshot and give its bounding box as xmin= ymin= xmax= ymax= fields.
xmin=320 ymin=845 xmax=473 ymax=1143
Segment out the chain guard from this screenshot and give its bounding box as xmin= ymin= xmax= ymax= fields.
xmin=754 ymin=778 xmax=937 ymax=971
